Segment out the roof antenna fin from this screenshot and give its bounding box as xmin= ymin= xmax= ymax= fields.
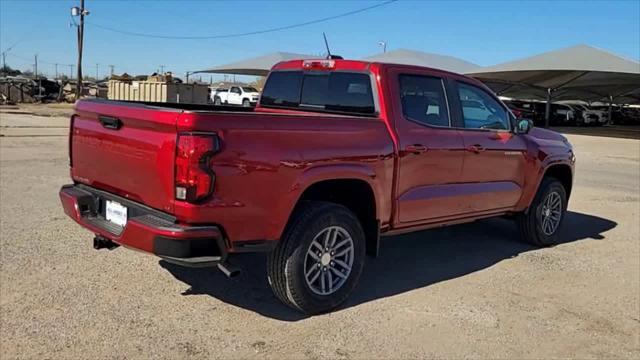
xmin=323 ymin=32 xmax=343 ymax=60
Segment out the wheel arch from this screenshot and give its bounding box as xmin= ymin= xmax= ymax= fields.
xmin=515 ymin=158 xmax=574 ymax=211
xmin=542 ymin=163 xmax=573 ymax=200
xmin=283 ymin=166 xmax=382 ymax=257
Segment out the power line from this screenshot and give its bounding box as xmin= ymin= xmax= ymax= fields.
xmin=86 ymin=0 xmax=398 ymax=40
xmin=7 ymin=53 xmax=73 ymax=67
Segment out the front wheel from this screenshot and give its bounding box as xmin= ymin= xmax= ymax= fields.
xmin=242 ymin=99 xmax=251 ymax=107
xmin=267 ymin=202 xmax=365 ymax=314
xmin=517 ymin=177 xmax=567 ymax=246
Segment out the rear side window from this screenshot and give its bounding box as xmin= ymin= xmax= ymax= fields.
xmin=399 ymin=75 xmax=450 ymax=127
xmin=261 ymin=71 xmax=375 ymax=115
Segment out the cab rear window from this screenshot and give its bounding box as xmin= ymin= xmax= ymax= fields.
xmin=260 ymin=71 xmax=376 ymax=116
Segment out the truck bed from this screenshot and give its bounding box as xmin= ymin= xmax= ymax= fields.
xmin=69 ymin=98 xmax=395 ymax=242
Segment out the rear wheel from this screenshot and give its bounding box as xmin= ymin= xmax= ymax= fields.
xmin=517 ymin=177 xmax=567 ymax=246
xmin=267 ymin=202 xmax=365 ymax=314
xmin=214 ymin=97 xmax=222 ymax=105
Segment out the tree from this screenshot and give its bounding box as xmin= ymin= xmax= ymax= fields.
xmin=0 ymin=65 xmax=22 ymax=76
xmin=250 ymin=76 xmax=266 ymax=91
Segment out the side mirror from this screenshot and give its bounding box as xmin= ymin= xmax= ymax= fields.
xmin=515 ymin=118 xmax=534 ymax=134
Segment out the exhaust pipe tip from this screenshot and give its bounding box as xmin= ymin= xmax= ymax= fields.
xmin=217 ymin=262 xmax=241 ymax=278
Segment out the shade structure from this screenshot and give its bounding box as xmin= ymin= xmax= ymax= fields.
xmin=364 ymin=49 xmax=482 ymax=74
xmin=467 ymin=45 xmax=640 ymax=124
xmin=193 ymin=52 xmax=318 ymax=76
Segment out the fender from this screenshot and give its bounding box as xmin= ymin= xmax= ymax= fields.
xmin=515 ymin=152 xmax=574 ymax=211
xmin=267 ymin=163 xmax=385 ymax=241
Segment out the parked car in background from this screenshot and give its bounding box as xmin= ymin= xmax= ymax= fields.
xmin=551 ymin=104 xmax=575 ymax=125
xmin=503 ymin=99 xmax=536 ymax=120
xmin=619 ymin=106 xmax=640 ymax=125
xmin=210 ymin=87 xmax=227 ymax=104
xmin=213 ymin=86 xmax=260 ymax=107
xmin=567 ymin=104 xmax=606 ymax=126
xmin=60 ymin=58 xmax=575 ymax=314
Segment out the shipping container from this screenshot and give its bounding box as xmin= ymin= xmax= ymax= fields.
xmin=107 ymin=80 xmax=209 ymax=104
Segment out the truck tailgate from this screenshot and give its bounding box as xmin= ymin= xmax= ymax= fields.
xmin=70 ymin=100 xmax=180 ymax=213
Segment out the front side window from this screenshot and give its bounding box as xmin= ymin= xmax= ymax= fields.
xmin=399 ymin=75 xmax=449 ymax=127
xmin=261 ymin=71 xmax=375 ymax=115
xmin=457 ymin=82 xmax=508 ymax=130
xmin=230 ymin=87 xmax=241 ymax=94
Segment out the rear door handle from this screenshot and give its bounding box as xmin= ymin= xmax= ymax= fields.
xmin=466 ymin=144 xmax=486 ymax=153
xmin=405 ymin=144 xmax=428 ymax=154
xmin=99 ymin=116 xmax=122 ymax=130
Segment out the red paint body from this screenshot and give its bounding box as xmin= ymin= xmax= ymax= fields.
xmin=60 ymin=60 xmax=574 ymax=259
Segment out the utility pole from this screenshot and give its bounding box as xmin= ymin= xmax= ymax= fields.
xmin=69 ymin=64 xmax=74 ymax=79
xmin=1 ymin=41 xmax=19 ymax=73
xmin=159 ymin=65 xmax=165 ymax=74
xmin=108 ymin=64 xmax=114 ymax=78
xmin=34 ymin=54 xmax=38 ymax=79
xmin=34 ymin=54 xmax=42 ymax=98
xmin=54 ymin=63 xmax=59 ymax=79
xmin=378 ymin=41 xmax=387 ymax=53
xmin=95 ymin=63 xmax=99 ymax=80
xmin=72 ymin=0 xmax=89 ymax=98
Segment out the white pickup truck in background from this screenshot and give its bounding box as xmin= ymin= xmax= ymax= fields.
xmin=212 ymin=86 xmax=260 ymax=107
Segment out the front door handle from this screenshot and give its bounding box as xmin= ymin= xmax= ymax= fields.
xmin=466 ymin=144 xmax=486 ymax=153
xmin=405 ymin=144 xmax=428 ymax=154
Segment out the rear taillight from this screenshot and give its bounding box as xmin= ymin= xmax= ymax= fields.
xmin=175 ymin=133 xmax=219 ymax=203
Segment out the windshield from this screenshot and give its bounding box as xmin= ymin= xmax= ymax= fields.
xmin=242 ymin=87 xmax=259 ymax=93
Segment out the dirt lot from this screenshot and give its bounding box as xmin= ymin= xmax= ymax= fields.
xmin=1 ymin=109 xmax=639 ymax=359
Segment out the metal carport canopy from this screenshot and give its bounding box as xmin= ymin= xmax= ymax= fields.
xmin=192 ymin=52 xmax=319 ymax=76
xmin=466 ymin=44 xmax=640 ymax=125
xmin=364 ymin=49 xmax=482 ymax=74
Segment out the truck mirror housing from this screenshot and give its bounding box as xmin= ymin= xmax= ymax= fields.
xmin=515 ymin=119 xmax=534 ymax=134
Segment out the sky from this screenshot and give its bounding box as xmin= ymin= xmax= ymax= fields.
xmin=1 ymin=0 xmax=639 ymax=80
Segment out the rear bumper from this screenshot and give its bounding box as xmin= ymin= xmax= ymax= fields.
xmin=59 ymin=184 xmax=227 ymax=267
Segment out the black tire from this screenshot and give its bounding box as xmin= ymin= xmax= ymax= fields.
xmin=242 ymin=99 xmax=251 ymax=107
xmin=517 ymin=177 xmax=567 ymax=246
xmin=214 ymin=97 xmax=222 ymax=105
xmin=267 ymin=201 xmax=366 ymax=314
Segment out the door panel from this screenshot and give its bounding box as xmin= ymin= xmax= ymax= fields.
xmin=387 ymin=67 xmax=467 ymax=224
xmin=229 ymin=87 xmax=242 ymax=104
xmin=452 ymin=81 xmax=528 ymax=212
xmin=460 ymin=131 xmax=527 ymax=211
xmin=399 ymin=181 xmax=521 ymax=220
xmin=397 ymin=129 xmax=466 ymax=222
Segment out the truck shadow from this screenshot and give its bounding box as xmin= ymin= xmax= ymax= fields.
xmin=160 ymin=211 xmax=616 ymax=322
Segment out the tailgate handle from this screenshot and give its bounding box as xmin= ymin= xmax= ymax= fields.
xmin=99 ymin=116 xmax=122 ymax=130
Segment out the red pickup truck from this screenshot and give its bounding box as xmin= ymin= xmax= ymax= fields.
xmin=60 ymin=59 xmax=575 ymax=314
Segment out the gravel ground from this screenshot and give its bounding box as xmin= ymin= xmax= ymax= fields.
xmin=1 ymin=111 xmax=639 ymax=359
